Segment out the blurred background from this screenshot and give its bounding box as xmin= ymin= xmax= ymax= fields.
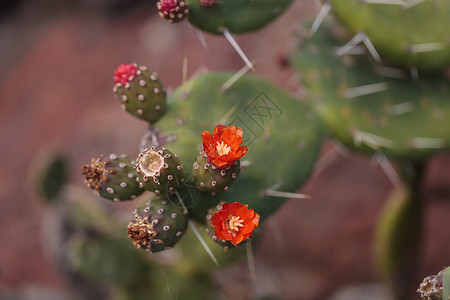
xmin=1 ymin=0 xmax=450 ymax=299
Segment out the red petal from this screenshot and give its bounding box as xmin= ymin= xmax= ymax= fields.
xmin=231 ymin=234 xmax=244 ymax=245
xmin=213 ymin=124 xmax=227 ymax=137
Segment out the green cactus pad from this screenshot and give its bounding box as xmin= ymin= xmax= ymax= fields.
xmin=81 ymin=154 xmax=144 ymax=201
xmin=135 ymin=146 xmax=184 ymax=196
xmin=188 ymin=0 xmax=293 ymax=35
xmin=143 ymin=72 xmax=325 ymax=222
xmin=127 ymin=195 xmax=188 ymax=252
xmin=327 ymin=0 xmax=450 ymax=71
xmin=291 ymin=20 xmax=450 ymax=161
xmin=191 ymin=151 xmax=240 ymax=195
xmin=113 ymin=66 xmax=166 ymax=123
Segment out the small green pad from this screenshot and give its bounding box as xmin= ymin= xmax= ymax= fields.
xmin=188 ymin=0 xmax=293 ymax=35
xmin=328 ymin=0 xmax=450 ymax=71
xmin=291 ymin=20 xmax=450 ymax=161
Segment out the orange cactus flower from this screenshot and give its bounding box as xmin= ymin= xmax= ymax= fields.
xmin=201 ymin=125 xmax=248 ymax=169
xmin=211 ymin=201 xmax=260 ymax=245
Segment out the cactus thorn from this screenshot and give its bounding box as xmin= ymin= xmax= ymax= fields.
xmin=220 ymin=28 xmax=255 ymax=71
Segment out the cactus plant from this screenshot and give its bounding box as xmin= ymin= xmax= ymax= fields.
xmin=325 ymin=0 xmax=450 ymax=71
xmin=291 ymin=20 xmax=450 ymax=161
xmin=290 ymin=11 xmax=450 ymax=299
xmin=81 ymin=62 xmax=325 ymax=254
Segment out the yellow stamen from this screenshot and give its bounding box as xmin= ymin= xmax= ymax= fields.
xmin=227 ymin=215 xmax=244 ymax=233
xmin=216 ymin=141 xmax=231 ymax=156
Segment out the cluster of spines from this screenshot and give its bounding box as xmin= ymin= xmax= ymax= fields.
xmin=81 ymin=154 xmax=144 ymax=201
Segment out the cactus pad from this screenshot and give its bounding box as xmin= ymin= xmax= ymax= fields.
xmin=81 ymin=154 xmax=144 ymax=201
xmin=291 ymin=20 xmax=450 ymax=161
xmin=327 ymin=0 xmax=450 ymax=71
xmin=188 ymin=0 xmax=293 ymax=35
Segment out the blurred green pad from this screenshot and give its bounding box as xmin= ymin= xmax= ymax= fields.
xmin=291 ymin=20 xmax=450 ymax=161
xmin=36 ymin=154 xmax=68 ymax=202
xmin=328 ymin=0 xmax=450 ymax=70
xmin=188 ymin=0 xmax=293 ymax=34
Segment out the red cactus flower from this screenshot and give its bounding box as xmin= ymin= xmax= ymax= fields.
xmin=211 ymin=201 xmax=260 ymax=245
xmin=201 ymin=124 xmax=248 ymax=169
xmin=113 ymin=64 xmax=138 ymax=85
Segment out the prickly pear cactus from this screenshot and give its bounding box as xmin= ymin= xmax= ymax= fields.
xmin=326 ymin=0 xmax=450 ymax=70
xmin=81 ymin=154 xmax=144 ymax=201
xmin=187 ymin=0 xmax=293 ymax=34
xmin=148 ymin=72 xmax=325 ymax=222
xmin=291 ymin=20 xmax=450 ymax=161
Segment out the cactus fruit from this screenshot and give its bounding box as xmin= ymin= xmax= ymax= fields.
xmin=81 ymin=154 xmax=144 ymax=201
xmin=149 ymin=72 xmax=325 ymax=222
xmin=127 ymin=195 xmax=188 ymax=252
xmin=135 ymin=146 xmax=184 ymax=196
xmin=291 ymin=20 xmax=450 ymax=161
xmin=157 ymin=0 xmax=189 ymax=24
xmin=192 ymin=151 xmax=240 ymax=195
xmin=113 ymin=63 xmax=166 ymax=123
xmin=187 ymin=0 xmax=294 ymax=35
xmin=205 ymin=201 xmax=259 ymax=249
xmin=326 ymin=0 xmax=450 ymax=71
